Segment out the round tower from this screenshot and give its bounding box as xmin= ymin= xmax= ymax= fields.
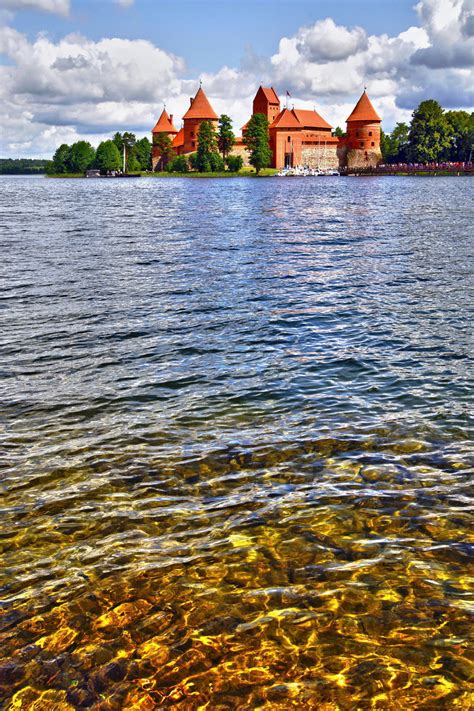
xmin=182 ymin=85 xmax=219 ymax=155
xmin=151 ymin=109 xmax=178 ymax=170
xmin=345 ymin=90 xmax=382 ymax=169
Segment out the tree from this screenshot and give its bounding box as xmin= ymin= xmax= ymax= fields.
xmin=127 ymin=153 xmax=141 ymax=172
xmin=112 ymin=131 xmax=137 ymax=171
xmin=67 ymin=141 xmax=95 ymax=173
xmin=152 ymin=133 xmax=174 ymax=171
xmin=226 ymin=154 xmax=243 ymax=172
xmin=408 ymin=100 xmax=451 ymax=163
xmin=209 ymin=152 xmax=225 ymax=171
xmin=218 ymin=114 xmax=235 ymax=163
xmin=381 ymin=122 xmax=410 ymax=163
xmin=166 ymin=155 xmax=189 ymax=172
xmin=95 ymin=140 xmax=121 ymax=173
xmin=332 ymin=126 xmax=345 ymax=138
xmin=196 ymin=120 xmax=218 ymax=172
xmin=243 ymin=113 xmax=272 ymax=174
xmin=135 ymin=136 xmax=152 ymax=171
xmin=445 ymin=110 xmax=474 ymax=161
xmin=51 ymin=143 xmax=70 ymax=173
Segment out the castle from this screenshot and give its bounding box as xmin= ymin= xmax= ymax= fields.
xmin=151 ymin=85 xmax=382 ymax=171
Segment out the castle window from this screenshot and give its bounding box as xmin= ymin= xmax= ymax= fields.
xmin=191 ymin=131 xmax=194 ymax=137
xmin=371 ymin=141 xmax=375 ymax=146
xmin=369 ymin=131 xmax=373 ymax=136
xmin=360 ymin=142 xmax=364 ymax=147
xmin=192 ymin=141 xmax=195 ymax=148
xmin=288 ymin=136 xmax=291 ymax=143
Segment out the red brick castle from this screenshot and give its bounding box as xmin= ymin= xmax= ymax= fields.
xmin=152 ymin=85 xmax=382 ymax=171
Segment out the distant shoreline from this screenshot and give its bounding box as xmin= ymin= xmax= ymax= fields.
xmin=42 ymin=169 xmax=474 ymax=179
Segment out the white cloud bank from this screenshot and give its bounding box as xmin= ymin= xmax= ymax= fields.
xmin=0 ymin=0 xmax=473 ymax=157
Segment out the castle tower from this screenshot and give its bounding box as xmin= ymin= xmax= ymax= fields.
xmin=345 ymin=90 xmax=382 ymax=169
xmin=253 ymin=86 xmax=280 ymax=124
xmin=182 ymin=85 xmax=218 ymax=154
xmin=151 ymin=109 xmax=178 ymax=170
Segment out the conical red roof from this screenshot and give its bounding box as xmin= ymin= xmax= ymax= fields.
xmin=183 ymin=86 xmax=218 ymax=120
xmin=346 ymin=91 xmax=381 ymax=123
xmin=152 ymin=109 xmax=178 ymax=134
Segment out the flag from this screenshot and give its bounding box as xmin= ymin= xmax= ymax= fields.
xmin=286 ymin=90 xmax=291 ymax=97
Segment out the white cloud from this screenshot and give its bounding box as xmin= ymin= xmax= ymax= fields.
xmin=116 ymin=0 xmax=134 ymax=7
xmin=296 ymin=18 xmax=368 ymax=62
xmin=0 ymin=0 xmax=70 ymax=15
xmin=270 ymin=0 xmax=472 ymax=123
xmin=411 ymin=0 xmax=474 ymax=67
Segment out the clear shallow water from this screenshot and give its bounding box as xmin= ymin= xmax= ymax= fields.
xmin=0 ymin=175 xmax=473 ymax=709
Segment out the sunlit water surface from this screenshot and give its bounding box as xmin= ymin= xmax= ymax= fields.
xmin=0 ymin=175 xmax=473 ymax=709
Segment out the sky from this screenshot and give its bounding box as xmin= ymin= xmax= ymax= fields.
xmin=1 ymin=0 xmax=473 ymax=158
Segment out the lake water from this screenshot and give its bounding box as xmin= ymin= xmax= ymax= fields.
xmin=0 ymin=175 xmax=472 ymax=709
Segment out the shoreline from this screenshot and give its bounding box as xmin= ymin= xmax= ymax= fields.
xmin=43 ymin=169 xmax=474 ymax=179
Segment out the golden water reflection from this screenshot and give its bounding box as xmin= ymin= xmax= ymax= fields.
xmin=1 ymin=434 xmax=472 ymax=709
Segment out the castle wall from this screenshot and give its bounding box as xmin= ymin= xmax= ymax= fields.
xmin=230 ymin=142 xmax=250 ymax=167
xmin=272 ymin=130 xmax=302 ymax=168
xmin=337 ymin=141 xmax=348 ymax=168
xmin=301 ymin=145 xmax=339 ymax=170
xmin=183 ymin=118 xmax=218 ymax=155
xmin=346 ymin=148 xmax=382 ymax=170
xmin=151 ymin=147 xmax=160 ymax=171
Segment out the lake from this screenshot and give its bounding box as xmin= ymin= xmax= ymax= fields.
xmin=0 ymin=175 xmax=472 ymax=709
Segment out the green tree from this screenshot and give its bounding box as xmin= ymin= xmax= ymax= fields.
xmin=166 ymin=155 xmax=189 ymax=172
xmin=391 ymin=122 xmax=410 ymax=162
xmin=445 ymin=110 xmax=474 ymax=161
xmin=209 ymin=152 xmax=225 ymax=171
xmin=188 ymin=152 xmax=198 ymax=171
xmin=243 ymin=113 xmax=272 ymax=174
xmin=152 ymin=133 xmax=174 ymax=171
xmin=95 ymin=140 xmax=121 ymax=173
xmin=332 ymin=126 xmax=345 ymax=138
xmin=127 ymin=153 xmax=141 ymax=172
xmin=67 ymin=141 xmax=95 ymax=173
xmin=112 ymin=131 xmax=137 ymax=171
xmin=408 ymin=100 xmax=451 ymax=163
xmin=135 ymin=136 xmax=152 ymax=171
xmin=382 ymin=122 xmax=410 ymax=163
xmin=196 ymin=120 xmax=218 ymax=172
xmin=226 ymin=154 xmax=243 ymax=172
xmin=218 ymin=114 xmax=235 ymax=163
xmin=51 ymin=143 xmax=70 ymax=173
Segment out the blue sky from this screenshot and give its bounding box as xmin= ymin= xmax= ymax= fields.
xmin=8 ymin=0 xmax=419 ymax=73
xmin=1 ymin=0 xmax=473 ymax=157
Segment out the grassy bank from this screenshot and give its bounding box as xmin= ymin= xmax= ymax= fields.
xmin=47 ymin=173 xmax=85 ymax=178
xmin=47 ymin=168 xmax=278 ymax=179
xmin=147 ymin=168 xmax=277 ymax=178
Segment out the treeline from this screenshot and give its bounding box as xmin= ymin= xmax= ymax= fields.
xmin=47 ymin=132 xmax=152 ymax=174
xmin=46 ymin=113 xmax=273 ymax=176
xmin=156 ymin=113 xmax=272 ymax=174
xmin=381 ymin=100 xmax=473 ymax=164
xmin=0 ymin=158 xmax=49 ymax=174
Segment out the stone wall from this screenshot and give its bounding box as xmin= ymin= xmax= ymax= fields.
xmin=230 ymin=143 xmax=251 ymax=167
xmin=347 ymin=148 xmax=382 ymax=170
xmin=301 ymin=146 xmax=339 ymax=170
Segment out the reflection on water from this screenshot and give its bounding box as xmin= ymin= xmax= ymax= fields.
xmin=0 ymin=175 xmax=473 ymax=708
